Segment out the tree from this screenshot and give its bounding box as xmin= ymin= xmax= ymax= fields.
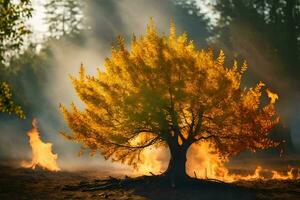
xmin=60 ymin=21 xmax=279 ymax=184
xmin=174 ymin=0 xmax=217 ymax=30
xmin=0 ymin=0 xmax=32 ymax=63
xmin=45 ymin=0 xmax=84 ymax=38
xmin=212 ymin=0 xmax=300 ymax=84
xmin=0 ymin=0 xmax=32 ymax=118
xmin=0 ymin=44 xmax=54 ymax=120
xmin=0 ymin=82 xmax=25 ymax=118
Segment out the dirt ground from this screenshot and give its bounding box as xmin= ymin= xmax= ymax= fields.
xmin=1 ymin=164 xmax=300 ymax=200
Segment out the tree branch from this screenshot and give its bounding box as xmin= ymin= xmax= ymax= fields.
xmin=106 ymin=136 xmax=161 ymax=150
xmin=192 ymin=129 xmax=241 ymax=144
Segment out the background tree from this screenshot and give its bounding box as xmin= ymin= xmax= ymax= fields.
xmin=45 ymin=0 xmax=84 ymax=38
xmin=61 ymin=21 xmax=279 ymax=184
xmin=174 ymin=0 xmax=218 ymax=31
xmin=0 ymin=0 xmax=32 ymax=63
xmin=0 ymin=82 xmax=25 ymax=118
xmin=0 ymin=44 xmax=54 ymax=119
xmin=0 ymin=0 xmax=32 ymax=118
xmin=212 ymin=0 xmax=300 ymax=85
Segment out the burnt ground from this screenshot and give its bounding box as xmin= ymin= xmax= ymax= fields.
xmin=0 ymin=164 xmax=300 ymax=200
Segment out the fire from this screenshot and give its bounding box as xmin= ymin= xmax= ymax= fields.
xmin=129 ymin=133 xmax=167 ymax=175
xmin=137 ymin=147 xmax=166 ymax=175
xmin=187 ymin=141 xmax=300 ymax=182
xmin=21 ymin=119 xmax=60 ymax=171
xmin=186 ymin=142 xmax=228 ymax=180
xmin=266 ymin=88 xmax=278 ymax=104
xmin=271 ymin=168 xmax=294 ymax=180
xmin=137 ymin=140 xmax=300 ymax=182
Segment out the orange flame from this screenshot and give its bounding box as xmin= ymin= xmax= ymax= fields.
xmin=21 ymin=119 xmax=60 ymax=171
xmin=137 ymin=147 xmax=166 ymax=175
xmin=137 ymin=140 xmax=300 ymax=182
xmin=187 ymin=141 xmax=300 ymax=182
xmin=266 ymin=89 xmax=278 ymax=104
xmin=129 ymin=133 xmax=167 ymax=175
xmin=271 ymin=168 xmax=294 ymax=180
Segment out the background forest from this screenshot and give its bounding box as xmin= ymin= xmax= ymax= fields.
xmin=0 ymin=0 xmax=299 ymax=170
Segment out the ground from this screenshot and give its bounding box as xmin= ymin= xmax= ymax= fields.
xmin=1 ymin=164 xmax=300 ymax=200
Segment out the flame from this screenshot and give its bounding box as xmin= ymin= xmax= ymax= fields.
xmin=137 ymin=147 xmax=167 ymax=175
xmin=21 ymin=119 xmax=60 ymax=171
xmin=271 ymin=168 xmax=294 ymax=180
xmin=266 ymin=88 xmax=278 ymax=104
xmin=186 ymin=142 xmax=228 ymax=180
xmin=187 ymin=141 xmax=300 ymax=182
xmin=137 ymin=140 xmax=300 ymax=182
xmin=130 ymin=133 xmax=167 ymax=175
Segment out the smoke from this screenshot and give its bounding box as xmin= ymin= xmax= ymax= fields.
xmin=0 ymin=0 xmax=210 ymax=171
xmin=214 ymin=19 xmax=300 ymax=151
xmin=2 ymin=0 xmax=299 ymax=174
xmin=47 ymin=0 xmax=211 ymax=171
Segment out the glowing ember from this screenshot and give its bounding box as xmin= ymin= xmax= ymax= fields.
xmin=21 ymin=119 xmax=60 ymax=171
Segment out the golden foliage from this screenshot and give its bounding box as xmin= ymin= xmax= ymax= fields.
xmin=61 ymin=20 xmax=279 ymax=167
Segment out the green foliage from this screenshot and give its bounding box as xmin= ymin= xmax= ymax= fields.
xmin=0 ymin=82 xmax=25 ymax=118
xmin=0 ymin=0 xmax=33 ymax=63
xmin=213 ymin=0 xmax=300 ymax=79
xmin=0 ymin=44 xmax=54 ymax=118
xmin=0 ymin=0 xmax=33 ymax=118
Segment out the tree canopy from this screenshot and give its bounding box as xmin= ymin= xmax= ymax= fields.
xmin=61 ymin=20 xmax=279 ymax=181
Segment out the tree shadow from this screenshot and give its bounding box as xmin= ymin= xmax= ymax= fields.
xmin=131 ymin=178 xmax=255 ymax=200
xmin=62 ymin=175 xmax=256 ymax=200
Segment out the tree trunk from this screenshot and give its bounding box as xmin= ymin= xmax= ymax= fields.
xmin=164 ymin=141 xmax=190 ymax=186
